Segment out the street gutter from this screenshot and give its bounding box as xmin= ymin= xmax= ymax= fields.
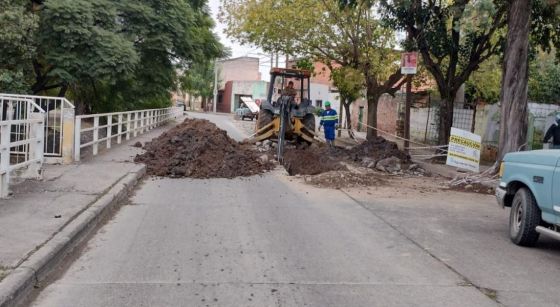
xmin=0 ymin=165 xmax=146 ymax=307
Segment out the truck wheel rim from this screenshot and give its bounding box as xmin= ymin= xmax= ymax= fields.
xmin=513 ymin=202 xmax=523 ymax=233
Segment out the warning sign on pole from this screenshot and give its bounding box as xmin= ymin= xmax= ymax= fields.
xmin=446 ymin=127 xmax=481 ymax=172
xmin=401 ymin=52 xmax=418 ymax=75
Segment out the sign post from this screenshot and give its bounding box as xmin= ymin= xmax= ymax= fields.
xmin=446 ymin=127 xmax=482 ymax=172
xmin=401 ymin=52 xmax=417 ymax=152
xmin=401 ymin=52 xmax=418 ymax=75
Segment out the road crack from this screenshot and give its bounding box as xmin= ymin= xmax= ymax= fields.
xmin=340 ymin=190 xmax=504 ymax=306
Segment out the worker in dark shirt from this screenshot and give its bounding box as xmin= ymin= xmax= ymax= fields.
xmin=543 ymin=114 xmax=560 ymax=149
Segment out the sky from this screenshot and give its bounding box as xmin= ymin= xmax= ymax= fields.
xmin=208 ymin=0 xmax=278 ymax=80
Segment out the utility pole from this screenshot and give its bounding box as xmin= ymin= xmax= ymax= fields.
xmin=213 ymin=59 xmax=218 ymax=113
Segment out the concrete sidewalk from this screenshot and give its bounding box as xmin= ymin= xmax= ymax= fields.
xmin=0 ymin=116 xmax=184 ymax=306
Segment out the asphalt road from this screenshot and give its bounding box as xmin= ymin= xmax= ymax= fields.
xmin=30 ymin=113 xmax=560 ymax=307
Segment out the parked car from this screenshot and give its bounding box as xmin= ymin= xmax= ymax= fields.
xmin=496 ymin=150 xmax=560 ymax=246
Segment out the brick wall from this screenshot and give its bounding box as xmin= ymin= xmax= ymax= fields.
xmin=351 ymin=94 xmax=398 ymax=134
xmin=218 ymin=81 xmax=233 ymax=113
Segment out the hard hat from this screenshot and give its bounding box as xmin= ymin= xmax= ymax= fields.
xmin=324 ymin=101 xmax=331 ymax=107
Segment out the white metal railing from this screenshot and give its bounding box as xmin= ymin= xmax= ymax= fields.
xmin=74 ymin=107 xmax=183 ymax=161
xmin=0 ymin=96 xmax=45 ymax=198
xmin=0 ymin=93 xmax=74 ymax=158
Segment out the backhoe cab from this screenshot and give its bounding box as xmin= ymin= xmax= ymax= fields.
xmin=250 ymin=68 xmax=318 ymax=160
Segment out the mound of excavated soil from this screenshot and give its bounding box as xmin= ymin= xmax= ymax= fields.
xmin=135 ymin=119 xmax=273 ymax=178
xmin=348 ymin=137 xmax=409 ymax=162
xmin=282 ymin=147 xmax=347 ymax=176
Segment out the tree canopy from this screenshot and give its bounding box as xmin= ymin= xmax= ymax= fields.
xmin=221 ymin=0 xmax=406 ymax=139
xmin=0 ymin=0 xmax=224 ymax=113
xmin=381 ymin=0 xmax=509 ymax=144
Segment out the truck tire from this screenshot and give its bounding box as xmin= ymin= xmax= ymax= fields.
xmin=257 ymin=109 xmax=273 ymax=130
xmin=509 ymin=187 xmax=541 ymax=246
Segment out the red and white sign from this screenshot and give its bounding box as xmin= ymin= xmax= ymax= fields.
xmin=401 ymin=52 xmax=418 ymax=75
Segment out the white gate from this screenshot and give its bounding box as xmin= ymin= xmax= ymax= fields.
xmin=0 ymin=96 xmax=45 ymax=198
xmin=0 ymin=94 xmax=74 ymax=159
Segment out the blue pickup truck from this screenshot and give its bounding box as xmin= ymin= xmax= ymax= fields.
xmin=496 ymin=150 xmax=560 ymax=246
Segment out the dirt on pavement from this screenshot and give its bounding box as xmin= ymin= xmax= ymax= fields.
xmin=447 ymin=182 xmax=495 ymax=195
xmin=135 ymin=118 xmax=274 ymax=178
xmin=303 ymin=170 xmax=387 ymax=189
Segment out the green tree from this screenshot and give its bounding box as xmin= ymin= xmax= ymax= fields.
xmin=331 ymin=66 xmax=363 ymax=136
xmin=0 ymin=0 xmax=38 ymax=93
xmin=465 ymin=57 xmax=502 ymax=104
xmin=529 ymin=51 xmax=560 ymax=104
xmin=221 ymin=0 xmax=407 ymax=139
xmin=381 ymin=0 xmax=508 ymax=145
xmin=35 ymin=0 xmax=138 ymax=96
xmin=181 ymin=61 xmax=217 ymax=110
xmin=1 ymin=0 xmax=224 ymax=113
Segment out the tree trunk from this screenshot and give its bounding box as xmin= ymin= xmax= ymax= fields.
xmin=497 ymin=0 xmax=531 ymax=162
xmin=338 ymin=97 xmax=344 ymax=137
xmin=58 ymin=83 xmax=68 ymax=97
xmin=366 ymin=85 xmax=381 ymax=140
xmin=437 ymin=91 xmax=456 ymax=146
xmin=343 ymin=100 xmax=354 ymax=139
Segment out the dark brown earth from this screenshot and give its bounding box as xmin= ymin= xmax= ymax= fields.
xmin=135 ymin=119 xmax=274 ymax=178
xmin=347 ymin=137 xmax=410 ymax=162
xmin=283 ymin=147 xmax=347 ymax=176
xmin=282 ymin=137 xmax=410 ymax=176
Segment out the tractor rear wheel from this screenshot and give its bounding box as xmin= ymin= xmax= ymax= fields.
xmin=257 ymin=109 xmax=273 ymax=130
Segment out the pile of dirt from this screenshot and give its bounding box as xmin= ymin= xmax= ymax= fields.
xmin=135 ymin=119 xmax=274 ymax=178
xmin=304 ymin=170 xmax=386 ymax=189
xmin=282 ymin=147 xmax=347 ymax=176
xmin=348 ymin=137 xmax=409 ymax=162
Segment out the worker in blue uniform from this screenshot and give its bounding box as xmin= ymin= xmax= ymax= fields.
xmin=319 ymin=101 xmax=338 ymax=146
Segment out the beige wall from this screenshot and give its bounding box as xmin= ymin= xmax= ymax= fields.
xmin=218 ymin=57 xmax=261 ymax=89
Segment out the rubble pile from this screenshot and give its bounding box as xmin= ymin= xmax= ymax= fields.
xmin=135 ymin=119 xmax=274 ymax=178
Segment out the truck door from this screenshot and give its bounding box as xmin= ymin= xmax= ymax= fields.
xmin=554 ymin=158 xmax=560 ymax=224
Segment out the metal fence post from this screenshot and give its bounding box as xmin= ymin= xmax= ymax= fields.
xmin=140 ymin=111 xmax=145 ymax=134
xmin=74 ymin=118 xmax=81 ymax=162
xmin=117 ymin=114 xmax=123 ymax=144
xmin=21 ymin=113 xmax=44 ymax=179
xmin=93 ymin=117 xmax=99 ymax=156
xmin=0 ymin=120 xmax=10 ymax=198
xmin=106 ymin=115 xmax=112 ymax=149
xmin=134 ymin=112 xmax=139 ymax=137
xmin=126 ymin=113 xmax=131 ymax=140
